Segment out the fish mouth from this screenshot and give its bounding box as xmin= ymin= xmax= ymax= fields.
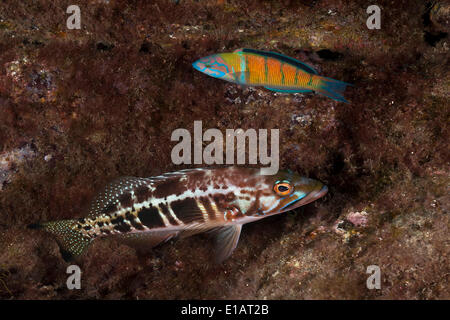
xmin=284 ymin=185 xmax=328 ymax=211
xmin=192 ymin=61 xmax=204 ymax=72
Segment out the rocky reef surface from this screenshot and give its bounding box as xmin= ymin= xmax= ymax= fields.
xmin=0 ymin=0 xmax=448 ymax=299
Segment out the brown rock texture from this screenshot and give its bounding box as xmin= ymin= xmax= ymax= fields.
xmin=0 ymin=0 xmax=448 ymax=299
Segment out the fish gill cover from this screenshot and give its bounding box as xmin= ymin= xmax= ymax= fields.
xmin=0 ymin=0 xmax=448 ymax=300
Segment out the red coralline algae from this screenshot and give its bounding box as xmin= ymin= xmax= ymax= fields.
xmin=0 ymin=0 xmax=448 ymax=299
xmin=346 ymin=211 xmax=369 ymax=228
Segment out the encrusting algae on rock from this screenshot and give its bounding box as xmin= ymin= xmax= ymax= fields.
xmin=0 ymin=0 xmax=448 ymax=300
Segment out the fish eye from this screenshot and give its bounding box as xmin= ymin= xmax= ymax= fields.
xmin=205 ymin=63 xmax=212 ymax=68
xmin=273 ymin=181 xmax=293 ymax=196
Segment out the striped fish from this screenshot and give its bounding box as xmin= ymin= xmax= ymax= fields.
xmin=192 ymin=48 xmax=352 ymax=103
xmin=29 ymin=167 xmax=328 ymax=262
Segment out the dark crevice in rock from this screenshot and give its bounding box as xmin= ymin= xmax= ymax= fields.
xmin=316 ymin=49 xmax=343 ymax=61
xmin=422 ymin=1 xmax=448 ymax=46
xmin=139 ymin=42 xmax=150 ymax=53
xmin=96 ymin=42 xmax=115 ymax=51
xmin=424 ymin=31 xmax=448 ymax=46
xmin=422 ymin=2 xmax=433 ymax=27
xmin=330 ymin=152 xmax=345 ymax=175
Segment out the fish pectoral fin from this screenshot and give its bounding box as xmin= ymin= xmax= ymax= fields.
xmin=211 ymin=224 xmax=243 ymax=263
xmin=230 ymin=71 xmax=251 ymax=84
xmin=119 ymin=231 xmax=178 ymax=252
xmin=264 ymin=86 xmax=313 ymax=93
xmin=177 ymin=220 xmax=222 ymax=239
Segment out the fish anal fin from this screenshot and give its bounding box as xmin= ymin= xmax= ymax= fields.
xmin=119 ymin=231 xmax=178 ymax=253
xmin=264 ymin=86 xmax=313 ymax=93
xmin=211 ymin=224 xmax=242 ymax=263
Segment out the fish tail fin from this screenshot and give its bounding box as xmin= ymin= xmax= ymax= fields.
xmin=28 ymin=219 xmax=92 ymax=261
xmin=316 ymin=76 xmax=352 ymax=103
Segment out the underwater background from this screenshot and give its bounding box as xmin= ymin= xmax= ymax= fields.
xmin=0 ymin=0 xmax=448 ymax=299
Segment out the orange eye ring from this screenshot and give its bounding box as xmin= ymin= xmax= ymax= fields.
xmin=274 ymin=181 xmax=293 ymax=196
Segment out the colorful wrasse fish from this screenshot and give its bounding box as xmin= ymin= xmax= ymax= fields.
xmin=193 ymin=48 xmax=352 ymax=103
xmin=29 ymin=167 xmax=327 ymax=262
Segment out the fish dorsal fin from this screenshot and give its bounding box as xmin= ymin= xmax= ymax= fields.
xmin=236 ymin=48 xmax=318 ymax=74
xmin=88 ymin=168 xmax=212 ymax=218
xmin=147 ymin=168 xmax=206 ymax=181
xmin=211 ymin=224 xmax=242 ymax=263
xmin=88 ymin=176 xmax=150 ymax=217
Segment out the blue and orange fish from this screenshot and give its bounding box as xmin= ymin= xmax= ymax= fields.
xmin=29 ymin=167 xmax=327 ymax=262
xmin=193 ymin=48 xmax=352 ymax=103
